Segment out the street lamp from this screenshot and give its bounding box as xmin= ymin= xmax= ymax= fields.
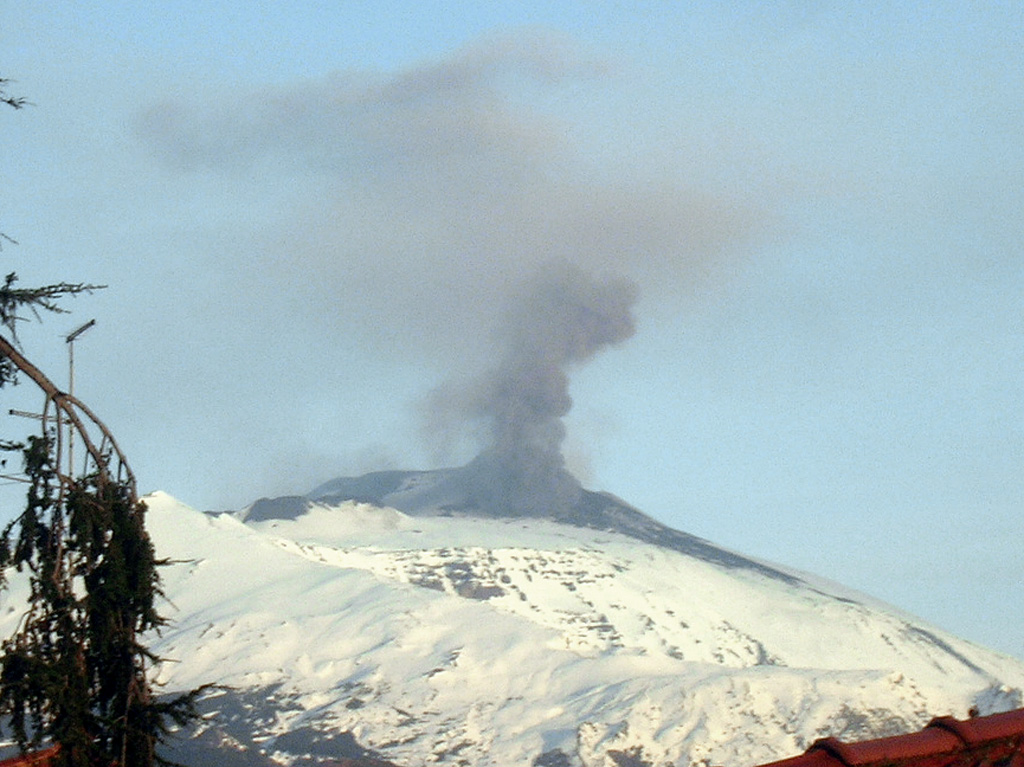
xmin=65 ymin=319 xmax=95 ymax=476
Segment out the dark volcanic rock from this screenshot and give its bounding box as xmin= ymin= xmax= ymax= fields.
xmin=294 ymin=465 xmax=803 ymax=585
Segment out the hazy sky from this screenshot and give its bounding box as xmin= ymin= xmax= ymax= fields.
xmin=3 ymin=2 xmax=1023 ymax=658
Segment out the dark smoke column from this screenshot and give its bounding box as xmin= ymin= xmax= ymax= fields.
xmin=462 ymin=263 xmax=638 ymax=518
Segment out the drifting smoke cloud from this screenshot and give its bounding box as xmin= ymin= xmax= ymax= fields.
xmin=429 ymin=263 xmax=638 ymax=517
xmin=135 ymin=30 xmax=758 ymax=362
xmin=133 ymin=29 xmax=768 ymax=508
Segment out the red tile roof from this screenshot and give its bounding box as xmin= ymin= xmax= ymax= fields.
xmin=0 ymin=745 xmax=60 ymax=767
xmin=758 ymin=709 xmax=1024 ymax=767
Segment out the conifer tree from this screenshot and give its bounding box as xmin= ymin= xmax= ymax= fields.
xmin=0 ymin=78 xmax=201 ymax=767
xmin=0 ymin=278 xmax=201 ymax=767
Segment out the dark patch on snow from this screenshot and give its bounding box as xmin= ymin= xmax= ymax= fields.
xmin=534 ymin=749 xmax=573 ymax=767
xmin=973 ymin=684 xmax=1023 ymax=715
xmin=408 ymin=572 xmax=446 ymax=592
xmin=163 ymin=686 xmax=401 ymax=767
xmin=904 ymin=626 xmax=983 ymax=674
xmin=818 ymin=704 xmax=914 ymax=742
xmin=433 ymin=738 xmax=473 ymax=761
xmin=274 ymin=727 xmax=372 ymax=761
xmin=444 ymin=561 xmax=506 ymax=600
xmin=159 ymin=726 xmax=283 ymax=767
xmin=244 ymin=495 xmax=312 ymax=522
xmin=608 ymin=745 xmax=654 ymax=767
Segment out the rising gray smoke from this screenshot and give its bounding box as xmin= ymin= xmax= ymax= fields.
xmin=434 ymin=262 xmax=638 ymax=518
xmin=135 ymin=31 xmax=763 ymax=510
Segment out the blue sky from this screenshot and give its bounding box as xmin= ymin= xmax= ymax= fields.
xmin=3 ymin=2 xmax=1023 ymax=658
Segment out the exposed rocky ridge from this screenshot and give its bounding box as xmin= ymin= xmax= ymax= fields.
xmin=245 ymin=467 xmax=800 ymax=584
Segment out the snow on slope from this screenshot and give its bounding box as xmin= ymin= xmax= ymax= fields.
xmin=128 ymin=492 xmax=1024 ymax=767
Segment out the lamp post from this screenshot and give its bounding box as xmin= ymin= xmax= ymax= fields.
xmin=65 ymin=319 xmax=95 ymax=477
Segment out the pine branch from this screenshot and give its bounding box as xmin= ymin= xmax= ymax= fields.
xmin=0 ymin=273 xmax=106 ymax=339
xmin=0 ymin=77 xmax=27 ymax=110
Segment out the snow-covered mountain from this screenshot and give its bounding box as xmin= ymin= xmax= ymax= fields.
xmin=14 ymin=469 xmax=1024 ymax=767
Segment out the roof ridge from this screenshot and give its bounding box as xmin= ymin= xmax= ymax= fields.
xmin=754 ymin=708 xmax=1024 ymax=767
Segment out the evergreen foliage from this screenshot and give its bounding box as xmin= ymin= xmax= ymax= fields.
xmin=0 ymin=73 xmax=202 ymax=766
xmin=0 ymin=272 xmax=101 ymax=396
xmin=0 ymin=78 xmax=27 ymax=252
xmin=0 ymin=437 xmax=200 ymax=766
xmin=0 ymin=281 xmax=203 ymax=766
xmin=0 ymin=78 xmax=26 ymax=111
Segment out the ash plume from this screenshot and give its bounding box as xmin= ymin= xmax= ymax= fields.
xmin=134 ymin=30 xmax=766 ymax=509
xmin=432 ymin=263 xmax=638 ymax=518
